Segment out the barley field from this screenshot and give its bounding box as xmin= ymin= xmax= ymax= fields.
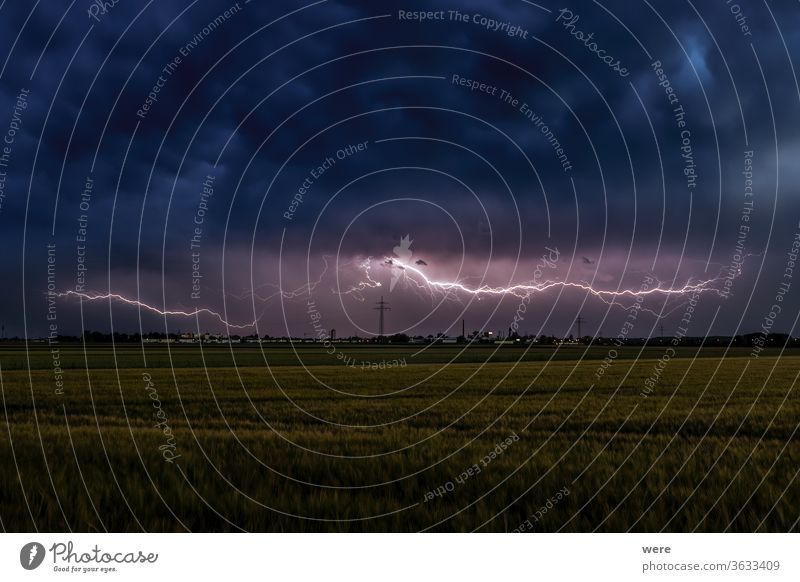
xmin=0 ymin=344 xmax=797 ymax=532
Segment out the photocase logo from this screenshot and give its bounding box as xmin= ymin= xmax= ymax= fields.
xmin=390 ymin=234 xmax=413 ymax=291
xmin=20 ymin=542 xmax=46 ymax=570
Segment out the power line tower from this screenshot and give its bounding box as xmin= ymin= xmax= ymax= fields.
xmin=575 ymin=314 xmax=584 ymax=340
xmin=660 ymin=323 xmax=665 ymax=338
xmin=374 ymin=296 xmax=391 ymax=336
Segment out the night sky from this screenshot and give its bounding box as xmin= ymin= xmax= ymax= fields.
xmin=1 ymin=0 xmax=799 ymax=339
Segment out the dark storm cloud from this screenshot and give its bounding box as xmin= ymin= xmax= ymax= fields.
xmin=1 ymin=0 xmax=799 ymax=336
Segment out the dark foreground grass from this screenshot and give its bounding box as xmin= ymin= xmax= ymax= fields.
xmin=0 ymin=346 xmax=798 ymax=532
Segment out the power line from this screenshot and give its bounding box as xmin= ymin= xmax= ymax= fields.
xmin=374 ymin=296 xmax=391 ymax=336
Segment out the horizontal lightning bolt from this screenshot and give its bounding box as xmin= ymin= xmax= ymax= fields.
xmin=55 ymin=290 xmax=259 ymax=329
xmin=53 ymin=254 xmax=745 ymax=328
xmin=366 ymin=257 xmax=727 ymax=300
xmin=54 ymin=257 xmax=337 ymax=329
